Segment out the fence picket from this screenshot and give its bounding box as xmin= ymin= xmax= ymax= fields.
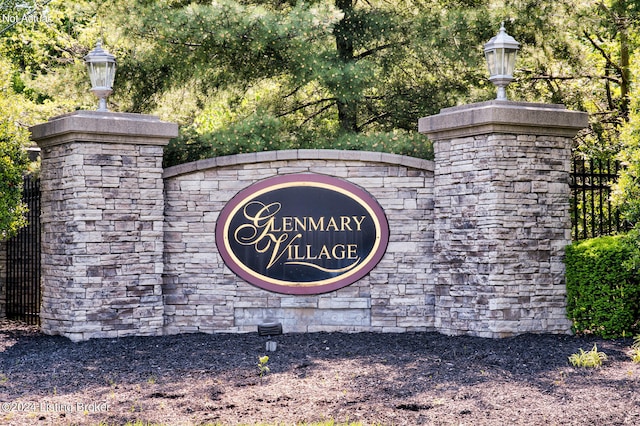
xmin=569 ymin=157 xmax=629 ymax=241
xmin=5 ymin=175 xmax=41 ymax=325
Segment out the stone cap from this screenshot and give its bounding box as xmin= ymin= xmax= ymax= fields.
xmin=418 ymin=100 xmax=589 ymax=140
xmin=30 ymin=110 xmax=179 ymax=148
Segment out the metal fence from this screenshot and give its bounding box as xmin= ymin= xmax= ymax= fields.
xmin=570 ymin=157 xmax=629 ymax=241
xmin=5 ymin=175 xmax=41 ymax=325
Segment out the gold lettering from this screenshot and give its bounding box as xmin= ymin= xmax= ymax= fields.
xmin=332 ymin=244 xmax=345 ymax=259
xmin=294 ymin=217 xmax=306 ymax=231
xmin=287 ymin=244 xmax=298 ymax=260
xmin=352 ymin=216 xmax=366 ymax=231
xmin=308 ymin=216 xmax=324 ymax=231
xmin=233 ymin=201 xmax=302 ymax=270
xmin=266 ymin=233 xmax=301 ymax=269
xmin=231 ymin=201 xmax=369 ymax=272
xmin=318 ymin=245 xmax=331 ymax=259
xmin=282 ymin=216 xmax=293 ymax=232
xmin=325 ymin=217 xmax=338 ymax=231
xmin=304 ymin=244 xmax=318 ymax=260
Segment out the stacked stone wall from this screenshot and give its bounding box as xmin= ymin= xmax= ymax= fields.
xmin=431 ymin=133 xmax=574 ymax=337
xmin=31 ymin=111 xmax=177 ymax=342
xmin=162 ymin=150 xmax=435 ymax=334
xmin=37 ymin=141 xmax=166 ymax=341
xmin=420 ymin=101 xmax=587 ymax=337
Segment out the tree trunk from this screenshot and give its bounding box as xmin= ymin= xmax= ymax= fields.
xmin=619 ymin=26 xmax=630 ymax=119
xmin=334 ymin=0 xmax=358 ymax=132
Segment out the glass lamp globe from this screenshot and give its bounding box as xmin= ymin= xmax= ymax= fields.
xmin=484 ymin=23 xmax=520 ymax=100
xmin=84 ymin=40 xmax=116 ymax=112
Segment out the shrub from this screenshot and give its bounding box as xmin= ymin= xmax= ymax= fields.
xmin=0 ymin=121 xmax=29 ymax=241
xmin=569 ymin=344 xmax=608 ymax=368
xmin=566 ymin=234 xmax=640 ymax=338
xmin=631 ymin=336 xmax=640 ymax=364
xmin=163 ymin=114 xmax=434 ymax=168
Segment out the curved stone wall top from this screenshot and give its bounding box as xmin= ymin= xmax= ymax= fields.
xmin=163 ymin=149 xmax=434 ymax=179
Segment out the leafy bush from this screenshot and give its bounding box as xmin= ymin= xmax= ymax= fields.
xmin=164 ymin=113 xmax=434 ymax=167
xmin=0 ymin=121 xmax=29 ymax=241
xmin=568 ymin=344 xmax=608 ymax=368
xmin=614 ymin=62 xmax=640 ymax=228
xmin=313 ymin=131 xmax=434 ymax=160
xmin=631 ymin=336 xmax=640 ymax=364
xmin=566 ymin=234 xmax=640 ymax=338
xmin=164 ymin=114 xmax=296 ymax=167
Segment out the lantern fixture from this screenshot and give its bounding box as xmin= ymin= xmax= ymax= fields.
xmin=484 ymin=22 xmax=520 ymax=101
xmin=84 ymin=40 xmax=116 ymax=112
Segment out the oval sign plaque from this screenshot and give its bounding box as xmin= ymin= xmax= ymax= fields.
xmin=216 ymin=173 xmax=389 ymax=295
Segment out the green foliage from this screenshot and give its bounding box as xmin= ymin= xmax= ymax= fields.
xmin=317 ymin=130 xmax=433 ymax=159
xmin=568 ymin=344 xmax=608 ymax=368
xmin=566 ymin=235 xmax=640 ymax=338
xmin=631 ymin=335 xmax=640 ymax=363
xmin=0 ymin=121 xmax=29 ymax=241
xmin=164 ymin=114 xmax=434 ymax=167
xmin=613 ymin=59 xmax=640 ymax=226
xmin=257 ymin=355 xmax=270 ymax=378
xmin=0 ymin=0 xmax=637 ymax=180
xmin=0 ymin=56 xmax=32 ymax=241
xmin=108 ymin=0 xmax=493 ymax=149
xmin=164 ymin=114 xmax=295 ymax=166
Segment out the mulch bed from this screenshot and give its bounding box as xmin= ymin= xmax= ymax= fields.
xmin=1 ymin=319 xmax=639 ymax=425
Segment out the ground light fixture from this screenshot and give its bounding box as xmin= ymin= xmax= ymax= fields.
xmin=84 ymin=40 xmax=116 ymax=112
xmin=484 ymin=22 xmax=520 ymax=100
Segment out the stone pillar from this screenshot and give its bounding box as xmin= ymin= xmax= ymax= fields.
xmin=419 ymin=101 xmax=588 ymax=337
xmin=30 ymin=111 xmax=178 ymax=342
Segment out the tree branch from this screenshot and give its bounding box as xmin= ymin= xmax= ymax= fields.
xmin=356 ymin=112 xmax=390 ymax=132
xmin=583 ymin=31 xmax=623 ymax=77
xmin=355 ymin=41 xmax=408 ymax=61
xmin=520 ymin=69 xmax=621 ymax=84
xmin=301 ymin=103 xmax=334 ymax=126
xmin=276 ymin=97 xmax=337 ymax=118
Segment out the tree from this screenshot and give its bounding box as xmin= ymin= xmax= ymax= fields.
xmin=613 ymin=58 xmax=640 ymax=226
xmin=509 ymin=0 xmax=639 ymax=159
xmin=0 ymin=0 xmax=102 ymax=239
xmin=104 ymin=0 xmax=495 ymax=164
xmin=0 ymin=58 xmax=29 ymax=240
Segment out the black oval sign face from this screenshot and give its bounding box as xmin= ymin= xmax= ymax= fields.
xmin=216 ymin=173 xmax=389 ymax=295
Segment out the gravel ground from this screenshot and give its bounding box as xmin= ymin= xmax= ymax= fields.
xmin=1 ymin=319 xmax=639 ymax=425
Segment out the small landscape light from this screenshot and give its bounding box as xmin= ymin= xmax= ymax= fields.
xmin=258 ymin=320 xmax=283 ymax=336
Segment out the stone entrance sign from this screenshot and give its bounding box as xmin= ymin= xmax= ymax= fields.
xmin=29 ymin=101 xmax=587 ymax=341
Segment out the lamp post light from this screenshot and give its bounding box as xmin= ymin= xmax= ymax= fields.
xmin=484 ymin=23 xmax=520 ymax=101
xmin=84 ymin=40 xmax=116 ymax=112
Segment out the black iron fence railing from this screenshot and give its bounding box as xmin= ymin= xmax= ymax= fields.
xmin=6 ymin=175 xmax=41 ymax=325
xmin=570 ymin=157 xmax=630 ymax=241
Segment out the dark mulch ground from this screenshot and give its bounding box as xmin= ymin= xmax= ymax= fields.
xmin=1 ymin=320 xmax=639 ymax=426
